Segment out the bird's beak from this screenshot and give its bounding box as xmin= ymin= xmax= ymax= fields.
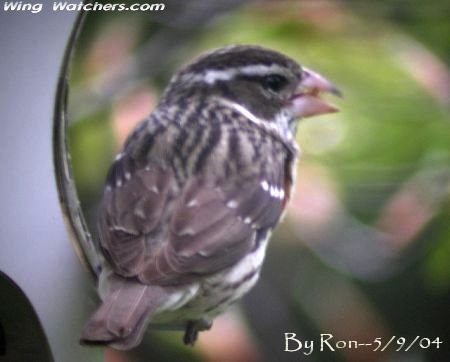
xmin=291 ymin=67 xmax=342 ymax=118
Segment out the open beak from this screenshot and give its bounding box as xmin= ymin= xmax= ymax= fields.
xmin=291 ymin=67 xmax=342 ymax=118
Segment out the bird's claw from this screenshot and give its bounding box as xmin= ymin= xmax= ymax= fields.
xmin=183 ymin=319 xmax=212 ymax=345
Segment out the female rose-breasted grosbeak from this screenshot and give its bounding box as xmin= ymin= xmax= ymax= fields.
xmin=80 ymin=45 xmax=340 ymax=350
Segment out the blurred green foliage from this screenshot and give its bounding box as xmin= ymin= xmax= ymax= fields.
xmin=69 ymin=111 xmax=114 ymax=202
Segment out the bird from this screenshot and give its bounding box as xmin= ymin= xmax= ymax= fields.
xmin=80 ymin=44 xmax=341 ymax=350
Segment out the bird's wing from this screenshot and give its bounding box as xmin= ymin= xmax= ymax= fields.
xmin=97 ymin=152 xmax=173 ymax=277
xmin=98 ymin=149 xmax=289 ymax=285
xmin=137 ymin=174 xmax=286 ymax=285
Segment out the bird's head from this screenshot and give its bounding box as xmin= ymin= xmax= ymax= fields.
xmin=164 ymin=45 xmax=341 ymax=139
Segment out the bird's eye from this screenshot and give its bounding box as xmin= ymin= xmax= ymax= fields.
xmin=261 ymin=74 xmax=288 ymax=92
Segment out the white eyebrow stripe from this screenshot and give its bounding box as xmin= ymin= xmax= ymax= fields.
xmin=204 ymin=69 xmax=232 ymax=83
xmin=183 ymin=64 xmax=289 ymax=85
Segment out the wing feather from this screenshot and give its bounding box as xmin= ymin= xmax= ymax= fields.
xmin=98 ymin=154 xmax=172 ymax=276
xmin=137 ymin=176 xmax=285 ymax=285
xmin=98 ymin=147 xmax=290 ymax=285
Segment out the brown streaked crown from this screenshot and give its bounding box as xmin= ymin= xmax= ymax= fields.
xmin=163 ymin=45 xmax=304 ymax=122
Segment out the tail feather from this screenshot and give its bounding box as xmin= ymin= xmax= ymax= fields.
xmin=80 ymin=282 xmax=167 ymax=350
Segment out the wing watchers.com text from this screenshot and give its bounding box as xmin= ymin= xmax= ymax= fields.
xmin=3 ymin=2 xmax=165 ymax=14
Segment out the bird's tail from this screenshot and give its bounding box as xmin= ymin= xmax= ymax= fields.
xmin=80 ymin=282 xmax=167 ymax=350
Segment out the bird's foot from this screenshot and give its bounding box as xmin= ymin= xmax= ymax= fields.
xmin=183 ymin=319 xmax=212 ymax=346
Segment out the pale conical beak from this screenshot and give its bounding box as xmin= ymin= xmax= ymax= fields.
xmin=291 ymin=67 xmax=342 ymax=118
